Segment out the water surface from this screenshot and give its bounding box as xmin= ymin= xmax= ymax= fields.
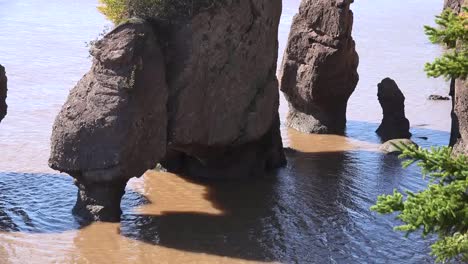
xmin=0 ymin=0 xmax=454 ymax=263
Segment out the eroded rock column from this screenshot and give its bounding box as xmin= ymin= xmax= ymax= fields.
xmin=0 ymin=64 xmax=7 ymax=123
xmin=376 ymin=78 xmax=412 ymax=141
xmin=161 ymin=0 xmax=286 ymax=178
xmin=49 ymin=21 xmax=168 ymax=221
xmin=279 ymin=0 xmax=359 ymax=134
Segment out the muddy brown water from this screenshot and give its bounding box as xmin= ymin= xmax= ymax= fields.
xmin=0 ymin=0 xmax=454 ymax=263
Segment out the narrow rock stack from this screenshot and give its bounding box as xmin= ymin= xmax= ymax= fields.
xmin=49 ymin=0 xmax=285 ymax=221
xmin=0 ymin=64 xmax=7 ymax=123
xmin=376 ymin=78 xmax=412 ymax=141
xmin=279 ymin=0 xmax=359 ymax=134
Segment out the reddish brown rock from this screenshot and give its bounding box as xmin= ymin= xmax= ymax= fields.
xmin=161 ymin=0 xmax=285 ymax=178
xmin=49 ymin=0 xmax=286 ymax=221
xmin=279 ymin=0 xmax=359 ymax=134
xmin=49 ymin=21 xmax=168 ymax=221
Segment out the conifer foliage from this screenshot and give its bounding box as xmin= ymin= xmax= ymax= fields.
xmin=372 ymin=7 xmax=468 ymax=263
xmin=424 ymin=7 xmax=468 ymax=79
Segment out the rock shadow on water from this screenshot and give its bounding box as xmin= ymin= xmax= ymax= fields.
xmin=0 ymin=172 xmax=150 ymax=233
xmin=119 ymin=148 xmax=434 ymax=263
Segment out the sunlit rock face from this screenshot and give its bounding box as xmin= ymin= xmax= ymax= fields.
xmin=279 ymin=0 xmax=359 ymax=134
xmin=49 ymin=0 xmax=286 ymax=221
xmin=444 ymin=0 xmax=464 ymax=12
xmin=49 ymin=21 xmax=169 ymax=222
xmin=0 ymin=64 xmax=7 ymax=123
xmin=375 ymin=78 xmax=412 ymax=141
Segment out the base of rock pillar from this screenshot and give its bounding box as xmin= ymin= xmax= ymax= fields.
xmin=72 ymin=179 xmax=127 ymax=222
xmin=163 ymin=116 xmax=286 ymax=179
xmin=285 ymin=107 xmax=346 ymax=135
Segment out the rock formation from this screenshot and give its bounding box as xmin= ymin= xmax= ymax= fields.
xmin=279 ymin=0 xmax=359 ymax=134
xmin=49 ymin=0 xmax=285 ymax=221
xmin=444 ymin=0 xmax=464 ymax=12
xmin=452 ymin=78 xmax=468 ymax=154
xmin=428 ymin=94 xmax=450 ymax=101
xmin=379 ymin=139 xmax=418 ymax=154
xmin=49 ymin=21 xmax=168 ymax=221
xmin=376 ymin=78 xmax=412 ymax=141
xmin=0 ymin=64 xmax=7 ymax=123
xmin=445 ymin=0 xmax=467 ymax=154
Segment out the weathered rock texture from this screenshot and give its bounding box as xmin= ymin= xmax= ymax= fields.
xmin=49 ymin=21 xmax=168 ymax=221
xmin=0 ymin=64 xmax=7 ymax=123
xmin=376 ymin=78 xmax=412 ymax=141
xmin=452 ymin=78 xmax=468 ymax=154
xmin=443 ymin=0 xmax=468 ymax=154
xmin=379 ymin=139 xmax=418 ymax=154
xmin=444 ymin=0 xmax=464 ymax=12
xmin=279 ymin=0 xmax=359 ymax=134
xmin=160 ymin=0 xmax=285 ymax=178
xmin=49 ymin=1 xmax=285 ymax=221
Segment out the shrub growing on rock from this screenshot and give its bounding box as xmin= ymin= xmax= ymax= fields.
xmin=98 ymin=0 xmax=226 ymax=24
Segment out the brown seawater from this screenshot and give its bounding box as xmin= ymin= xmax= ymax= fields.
xmin=0 ymin=0 xmax=453 ymax=263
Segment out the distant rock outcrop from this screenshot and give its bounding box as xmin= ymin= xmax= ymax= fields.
xmin=279 ymin=0 xmax=359 ymax=134
xmin=0 ymin=64 xmax=7 ymax=123
xmin=49 ymin=0 xmax=285 ymax=221
xmin=376 ymin=78 xmax=412 ymax=141
xmin=379 ymin=139 xmax=418 ymax=154
xmin=428 ymin=94 xmax=450 ymax=101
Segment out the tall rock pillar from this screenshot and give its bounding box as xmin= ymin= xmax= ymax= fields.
xmin=279 ymin=0 xmax=359 ymax=134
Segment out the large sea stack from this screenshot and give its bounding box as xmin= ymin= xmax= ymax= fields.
xmin=279 ymin=0 xmax=359 ymax=134
xmin=49 ymin=1 xmax=285 ymax=221
xmin=0 ymin=64 xmax=7 ymax=123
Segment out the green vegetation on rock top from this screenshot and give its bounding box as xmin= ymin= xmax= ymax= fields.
xmin=98 ymin=0 xmax=228 ymax=24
